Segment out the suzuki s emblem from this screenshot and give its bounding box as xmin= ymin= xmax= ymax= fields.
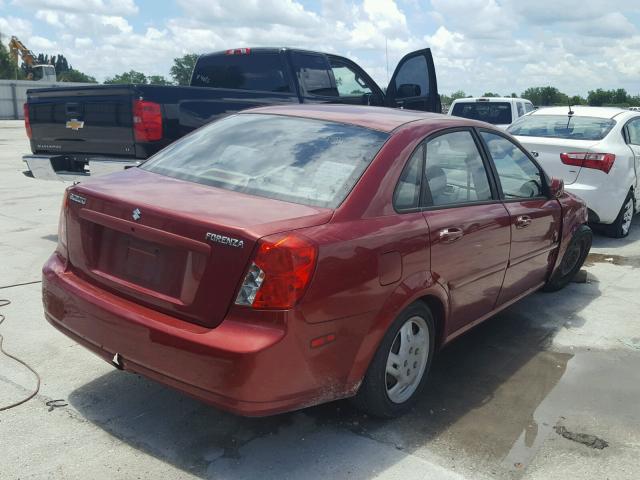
xmin=65 ymin=119 xmax=84 ymax=131
xmin=132 ymin=208 xmax=141 ymax=221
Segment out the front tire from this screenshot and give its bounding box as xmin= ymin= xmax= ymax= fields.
xmin=543 ymin=224 xmax=592 ymax=292
xmin=604 ymin=192 xmax=635 ymax=238
xmin=352 ymin=303 xmax=435 ymax=418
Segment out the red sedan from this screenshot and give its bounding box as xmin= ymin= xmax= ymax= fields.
xmin=43 ymin=105 xmax=592 ymax=418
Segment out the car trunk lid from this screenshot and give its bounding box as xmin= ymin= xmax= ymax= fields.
xmin=514 ymin=136 xmax=599 ymax=185
xmin=65 ymin=168 xmax=333 ymax=327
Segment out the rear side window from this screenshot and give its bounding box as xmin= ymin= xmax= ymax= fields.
xmin=508 ymin=115 xmax=616 ymax=140
xmin=141 ymin=114 xmax=388 ymax=209
xmin=517 ymin=102 xmax=525 ymax=117
xmin=292 ymin=53 xmax=338 ymax=97
xmin=191 ymin=53 xmax=290 ymax=93
xmin=451 ymin=102 xmax=512 ymax=124
xmin=394 ymin=55 xmax=429 ymax=98
xmin=425 ymin=131 xmax=492 ymax=206
xmin=394 ymin=145 xmax=424 ymax=210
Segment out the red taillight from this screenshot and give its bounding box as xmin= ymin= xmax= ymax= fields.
xmin=225 ymin=48 xmax=251 ymax=55
xmin=132 ymin=99 xmax=163 ymax=142
xmin=56 ymin=191 xmax=69 ymax=261
xmin=560 ymin=152 xmax=615 ymax=173
xmin=24 ymin=103 xmax=32 ymax=139
xmin=235 ymin=234 xmax=317 ymax=309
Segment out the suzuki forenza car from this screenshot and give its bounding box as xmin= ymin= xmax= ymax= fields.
xmin=43 ymin=105 xmax=592 ymax=418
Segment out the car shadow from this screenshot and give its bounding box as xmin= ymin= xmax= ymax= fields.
xmin=68 ymin=279 xmax=600 ymax=479
xmin=591 ymin=215 xmax=640 ymax=250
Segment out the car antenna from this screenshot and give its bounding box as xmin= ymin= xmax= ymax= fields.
xmin=568 ymin=101 xmax=574 ymax=116
xmin=566 ymin=101 xmax=574 ymax=129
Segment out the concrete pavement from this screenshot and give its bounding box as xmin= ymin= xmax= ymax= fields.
xmin=1 ymin=119 xmax=639 ymax=479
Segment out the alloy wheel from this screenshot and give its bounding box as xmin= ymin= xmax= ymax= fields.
xmin=385 ymin=316 xmax=430 ymax=404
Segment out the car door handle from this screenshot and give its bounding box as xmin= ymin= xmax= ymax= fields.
xmin=515 ymin=215 xmax=532 ymax=228
xmin=439 ymin=227 xmax=464 ymax=243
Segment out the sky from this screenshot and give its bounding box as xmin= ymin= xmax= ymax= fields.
xmin=1 ymin=0 xmax=640 ymax=96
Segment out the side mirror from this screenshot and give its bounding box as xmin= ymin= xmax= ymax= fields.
xmin=397 ymin=83 xmax=421 ymax=98
xmin=549 ymin=177 xmax=564 ymax=198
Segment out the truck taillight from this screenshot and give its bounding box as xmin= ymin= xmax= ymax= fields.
xmin=133 ymin=99 xmax=163 ymax=142
xmin=235 ymin=234 xmax=317 ymax=309
xmin=24 ymin=103 xmax=32 ymax=139
xmin=225 ymin=48 xmax=251 ymax=55
xmin=560 ymin=152 xmax=615 ymax=173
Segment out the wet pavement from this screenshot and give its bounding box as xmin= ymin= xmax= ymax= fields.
xmin=1 ymin=120 xmax=639 ymax=479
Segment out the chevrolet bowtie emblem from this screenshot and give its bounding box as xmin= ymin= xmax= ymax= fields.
xmin=65 ymin=119 xmax=84 ymax=130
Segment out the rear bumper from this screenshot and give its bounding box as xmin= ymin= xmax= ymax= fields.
xmin=23 ymin=154 xmax=139 ymax=181
xmin=565 ymin=183 xmax=622 ymax=225
xmin=43 ymin=254 xmax=361 ymax=416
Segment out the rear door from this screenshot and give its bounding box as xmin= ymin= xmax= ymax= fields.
xmin=386 ymin=49 xmax=440 ymax=112
xmin=478 ymin=130 xmax=562 ymax=305
xmin=28 ymin=86 xmax=136 ymax=157
xmin=420 ymin=129 xmax=511 ymax=336
xmin=623 ymin=117 xmax=640 ymax=206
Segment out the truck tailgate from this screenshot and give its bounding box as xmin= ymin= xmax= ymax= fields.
xmin=28 ymin=85 xmax=136 ymax=157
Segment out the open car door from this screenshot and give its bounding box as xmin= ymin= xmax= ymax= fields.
xmin=386 ymin=49 xmax=440 ymax=113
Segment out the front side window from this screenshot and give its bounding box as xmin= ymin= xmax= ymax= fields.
xmin=451 ymin=102 xmax=512 ymax=125
xmin=394 ymin=55 xmax=429 ymax=99
xmin=331 ymin=62 xmax=373 ymax=97
xmin=524 ymin=102 xmax=534 ymax=113
xmin=480 ymin=131 xmax=544 ymax=198
xmin=507 ymin=115 xmax=615 ymax=141
xmin=292 ymin=53 xmax=337 ymax=97
xmin=141 ymin=114 xmax=389 ymax=209
xmin=517 ymin=102 xmax=525 ymax=117
xmin=424 ymin=131 xmax=492 ymax=206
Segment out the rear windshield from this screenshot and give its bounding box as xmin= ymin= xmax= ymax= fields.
xmin=507 ymin=115 xmax=616 ymax=140
xmin=191 ymin=53 xmax=291 ymax=93
xmin=141 ymin=114 xmax=389 ymax=209
xmin=451 ymin=102 xmax=512 ymax=124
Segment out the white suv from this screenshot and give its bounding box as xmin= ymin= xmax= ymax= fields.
xmin=448 ymin=97 xmax=534 ymax=129
xmin=508 ymin=106 xmax=639 ymax=237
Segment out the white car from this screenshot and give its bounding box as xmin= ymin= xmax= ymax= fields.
xmin=507 ymin=106 xmax=639 ymax=237
xmin=448 ymin=97 xmax=534 ymax=129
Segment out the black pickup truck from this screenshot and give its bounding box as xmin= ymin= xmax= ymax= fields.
xmin=23 ymin=47 xmax=440 ymax=179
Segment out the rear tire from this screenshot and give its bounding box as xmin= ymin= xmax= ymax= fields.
xmin=604 ymin=192 xmax=635 ymax=238
xmin=543 ymin=224 xmax=592 ymax=292
xmin=352 ymin=303 xmax=435 ymax=418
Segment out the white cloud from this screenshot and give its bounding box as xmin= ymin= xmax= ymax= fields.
xmin=11 ymin=0 xmax=138 ymax=15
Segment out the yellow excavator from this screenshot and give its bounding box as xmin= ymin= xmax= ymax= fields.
xmin=8 ymin=36 xmax=56 ymax=81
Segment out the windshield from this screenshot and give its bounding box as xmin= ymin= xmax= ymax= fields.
xmin=141 ymin=114 xmax=389 ymax=209
xmin=507 ymin=115 xmax=616 ymax=140
xmin=451 ymin=102 xmax=512 ymax=124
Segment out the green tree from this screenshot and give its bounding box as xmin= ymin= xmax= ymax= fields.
xmin=147 ymin=75 xmax=173 ymax=85
xmin=568 ymin=95 xmax=586 ymax=106
xmin=482 ymin=92 xmax=501 ymax=97
xmin=521 ymin=86 xmax=567 ymax=106
xmin=58 ymin=69 xmax=97 ymax=83
xmin=0 ymin=33 xmax=21 ymax=79
xmin=170 ymin=53 xmax=199 ymax=85
xmin=104 ymin=70 xmax=148 ymax=84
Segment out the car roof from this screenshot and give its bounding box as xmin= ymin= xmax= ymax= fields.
xmin=451 ymin=97 xmax=531 ymax=103
xmin=242 ymin=104 xmax=488 ymax=133
xmin=530 ymin=105 xmax=629 ymax=119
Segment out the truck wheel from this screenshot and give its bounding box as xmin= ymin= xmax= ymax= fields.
xmin=604 ymin=192 xmax=635 ymax=238
xmin=543 ymin=224 xmax=592 ymax=292
xmin=352 ymin=303 xmax=435 ymax=418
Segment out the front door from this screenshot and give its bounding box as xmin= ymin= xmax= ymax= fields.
xmin=386 ymin=49 xmax=440 ymax=113
xmin=420 ymin=129 xmax=511 ymax=336
xmin=478 ymin=130 xmax=562 ymax=305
